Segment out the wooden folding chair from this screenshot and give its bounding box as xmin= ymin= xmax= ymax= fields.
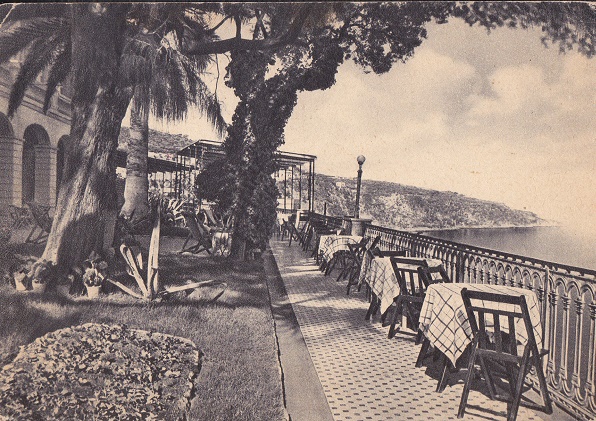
xmin=310 ymin=225 xmax=337 ymax=263
xmin=179 ymin=212 xmax=212 ymax=255
xmin=25 ymin=202 xmax=53 ymax=244
xmin=336 ymin=236 xmax=369 ymax=284
xmin=458 ymin=288 xmax=552 ymax=421
xmin=414 ymin=266 xmax=455 ymax=392
xmin=386 ymin=257 xmax=430 ymax=339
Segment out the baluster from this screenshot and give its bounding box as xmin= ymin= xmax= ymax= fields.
xmin=572 ymin=297 xmax=583 ymax=402
xmin=561 ymin=294 xmax=572 ymax=395
xmin=491 ymin=267 xmax=498 ymax=285
xmin=517 ymin=271 xmax=525 ymax=288
xmin=587 ymin=303 xmax=596 ymax=412
xmin=456 ymin=251 xmax=465 ymax=283
xmin=509 ymin=270 xmax=516 ymax=287
xmin=547 ymin=289 xmax=559 ymax=386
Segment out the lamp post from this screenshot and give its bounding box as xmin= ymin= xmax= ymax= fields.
xmin=354 ymin=155 xmax=365 ymax=219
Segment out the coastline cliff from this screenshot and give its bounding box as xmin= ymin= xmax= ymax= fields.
xmin=311 ymin=174 xmax=550 ymax=231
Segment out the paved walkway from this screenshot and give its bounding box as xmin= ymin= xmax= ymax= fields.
xmin=268 ymin=238 xmax=573 ymax=421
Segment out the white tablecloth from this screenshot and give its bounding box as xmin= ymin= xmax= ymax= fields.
xmin=419 ymin=283 xmax=543 ymax=366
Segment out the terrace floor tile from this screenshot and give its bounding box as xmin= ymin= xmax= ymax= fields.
xmin=268 ymin=238 xmax=575 ymax=421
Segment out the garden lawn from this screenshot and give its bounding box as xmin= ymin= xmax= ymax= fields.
xmin=0 ymin=242 xmax=286 ymax=421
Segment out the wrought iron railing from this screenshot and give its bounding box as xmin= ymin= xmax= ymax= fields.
xmin=309 ymin=212 xmax=344 ymax=230
xmin=306 ymin=212 xmax=596 ymax=420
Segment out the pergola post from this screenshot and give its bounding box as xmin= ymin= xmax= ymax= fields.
xmin=311 ymin=160 xmax=315 ymax=213
xmin=283 ymin=168 xmax=287 ymax=210
xmin=298 ymin=164 xmax=302 ymax=210
xmin=291 ymin=165 xmax=294 ymax=210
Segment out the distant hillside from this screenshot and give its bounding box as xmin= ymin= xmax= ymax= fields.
xmin=313 ymin=174 xmax=547 ymax=231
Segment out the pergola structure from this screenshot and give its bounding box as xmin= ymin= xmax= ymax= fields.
xmin=175 ymin=139 xmax=317 ymax=211
xmin=114 ymin=149 xmax=189 ymax=197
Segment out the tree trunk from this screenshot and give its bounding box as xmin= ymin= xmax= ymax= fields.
xmin=41 ymin=4 xmax=131 ymax=273
xmin=120 ymin=86 xmax=150 ymax=222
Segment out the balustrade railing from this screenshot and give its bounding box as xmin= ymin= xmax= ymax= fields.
xmin=306 ymin=212 xmax=596 ymax=420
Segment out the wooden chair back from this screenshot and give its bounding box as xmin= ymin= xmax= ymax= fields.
xmin=458 ymin=288 xmax=552 ymax=420
xmin=417 ymin=265 xmax=451 ymax=288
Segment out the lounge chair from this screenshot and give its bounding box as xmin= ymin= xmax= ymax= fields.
xmin=179 ymin=211 xmax=212 ymax=255
xmin=8 ymin=205 xmax=32 ymax=229
xmin=203 ymin=207 xmax=224 ymax=228
xmin=25 ymin=202 xmax=53 ymax=244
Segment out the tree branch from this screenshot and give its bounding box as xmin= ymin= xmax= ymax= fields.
xmin=234 ymin=14 xmax=241 ymax=39
xmin=184 ymin=4 xmax=312 ymax=56
xmin=206 ymin=14 xmax=232 ymax=34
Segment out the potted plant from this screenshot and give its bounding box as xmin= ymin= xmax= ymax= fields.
xmin=13 ymin=268 xmax=29 ymax=291
xmin=30 ymin=260 xmax=56 ymax=294
xmin=56 ymin=272 xmax=75 ymax=297
xmin=82 ymin=252 xmax=108 ymax=298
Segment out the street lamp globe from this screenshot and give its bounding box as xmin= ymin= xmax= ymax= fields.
xmin=357 ymin=155 xmax=366 ymax=165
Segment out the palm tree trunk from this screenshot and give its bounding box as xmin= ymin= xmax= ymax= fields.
xmin=120 ymin=86 xmax=150 ymax=222
xmin=42 ymin=4 xmax=131 ymax=272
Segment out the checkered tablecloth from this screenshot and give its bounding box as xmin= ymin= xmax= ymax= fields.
xmin=318 ymin=235 xmax=362 ymax=263
xmin=361 ymin=257 xmax=443 ymax=315
xmin=419 ymin=283 xmax=543 ymax=366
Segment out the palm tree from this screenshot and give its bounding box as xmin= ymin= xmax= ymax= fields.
xmin=119 ymin=40 xmax=226 ymax=223
xmin=0 ymin=4 xmax=225 ymax=270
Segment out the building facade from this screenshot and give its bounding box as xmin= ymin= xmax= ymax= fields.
xmin=0 ymin=59 xmax=71 ymax=210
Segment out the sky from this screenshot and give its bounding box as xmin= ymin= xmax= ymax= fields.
xmin=153 ymin=12 xmax=596 ymax=235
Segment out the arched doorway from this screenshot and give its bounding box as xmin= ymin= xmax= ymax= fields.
xmin=56 ymin=135 xmax=68 ymax=202
xmin=22 ymin=124 xmax=50 ymax=204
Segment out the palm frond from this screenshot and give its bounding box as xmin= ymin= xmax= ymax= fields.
xmin=189 ymin=75 xmax=227 ymax=138
xmin=0 ymin=4 xmax=68 ymax=23
xmin=42 ymin=40 xmax=72 ymax=113
xmin=119 ymin=54 xmax=152 ymax=89
xmin=0 ymin=17 xmax=66 ymax=64
xmin=151 ymin=49 xmax=188 ymax=121
xmin=7 ymin=34 xmax=65 ymax=117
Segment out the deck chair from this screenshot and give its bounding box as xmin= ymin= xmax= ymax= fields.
xmin=386 ymin=257 xmax=430 ymax=339
xmin=8 ymin=205 xmax=31 ymax=229
xmin=458 ymin=288 xmax=552 ymax=421
xmin=179 ymin=212 xmax=212 ymax=255
xmin=203 ymin=207 xmax=224 ymax=228
xmin=25 ymin=202 xmax=53 ymax=244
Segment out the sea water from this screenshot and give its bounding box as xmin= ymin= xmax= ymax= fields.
xmin=421 ymin=226 xmax=596 ymax=270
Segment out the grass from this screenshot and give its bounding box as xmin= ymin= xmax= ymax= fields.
xmin=0 ymin=237 xmax=286 ymax=421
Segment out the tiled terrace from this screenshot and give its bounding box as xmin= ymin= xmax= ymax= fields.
xmin=269 ymin=238 xmax=575 ymax=421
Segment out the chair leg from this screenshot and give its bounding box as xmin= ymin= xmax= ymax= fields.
xmin=179 ymin=235 xmax=192 ymax=253
xmin=25 ymin=226 xmax=39 ymax=243
xmin=478 ymin=354 xmax=498 ymax=400
xmin=534 ymin=353 xmax=553 ymax=414
xmin=416 ymin=337 xmax=431 ymax=368
xmin=458 ymin=341 xmax=479 ymax=418
xmin=508 ymin=352 xmax=530 ymax=421
xmin=365 ymin=296 xmax=379 ymax=321
xmin=437 ymin=353 xmax=451 ymax=392
xmin=388 ymin=298 xmax=403 ymax=339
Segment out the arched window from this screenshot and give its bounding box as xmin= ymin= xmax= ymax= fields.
xmin=22 ymin=124 xmax=50 ymax=204
xmin=56 ymin=135 xmax=68 ymax=201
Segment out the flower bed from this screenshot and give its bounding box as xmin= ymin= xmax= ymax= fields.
xmin=0 ymin=323 xmax=201 ymax=420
